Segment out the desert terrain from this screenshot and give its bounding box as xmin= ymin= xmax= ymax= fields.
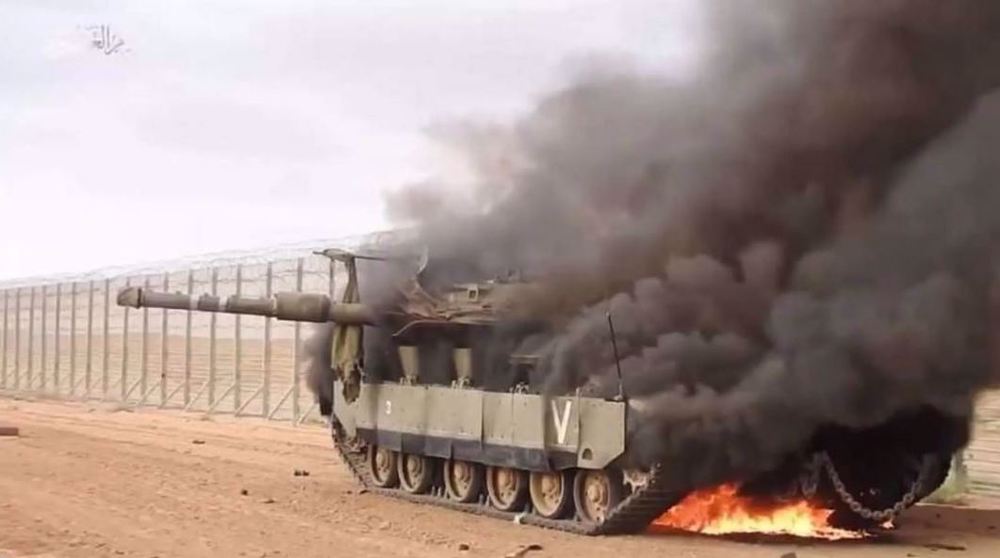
xmin=1 ymin=399 xmax=998 ymax=558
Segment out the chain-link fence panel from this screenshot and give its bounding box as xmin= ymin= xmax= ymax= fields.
xmin=0 ymin=230 xmax=406 ymax=424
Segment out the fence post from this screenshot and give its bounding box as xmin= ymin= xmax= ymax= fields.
xmin=86 ymin=280 xmax=94 ymax=397
xmin=120 ymin=277 xmax=130 ymax=401
xmin=161 ymin=273 xmax=169 ymax=405
xmin=102 ymin=279 xmax=111 ymax=397
xmin=27 ymin=287 xmax=35 ymax=390
xmin=209 ymin=267 xmax=218 ymax=407
xmin=329 ymin=258 xmax=336 ymax=298
xmin=954 ymin=451 xmax=970 ymax=495
xmin=262 ymin=262 xmax=273 ymax=417
xmin=14 ymin=288 xmax=21 ymax=389
xmin=2 ymin=290 xmax=8 ymax=389
xmin=40 ymin=285 xmax=48 ymax=392
xmin=292 ymin=258 xmax=304 ymax=423
xmin=141 ymin=276 xmax=150 ymax=399
xmin=234 ymin=264 xmax=242 ymax=411
xmin=70 ymin=282 xmax=78 ymax=395
xmin=54 ymin=284 xmax=61 ymax=392
xmin=184 ymin=270 xmax=193 ymax=405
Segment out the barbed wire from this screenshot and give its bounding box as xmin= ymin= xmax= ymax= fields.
xmin=0 ymin=228 xmax=412 ymax=290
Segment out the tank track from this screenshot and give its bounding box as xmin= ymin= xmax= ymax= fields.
xmin=330 ymin=428 xmax=685 ymax=535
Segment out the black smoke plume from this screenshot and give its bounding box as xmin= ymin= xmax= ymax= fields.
xmin=385 ymin=0 xmax=1000 ymax=490
xmin=302 ymin=323 xmax=334 ymax=416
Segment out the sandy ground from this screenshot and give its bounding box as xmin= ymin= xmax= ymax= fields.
xmin=1 ymin=399 xmax=999 ymax=558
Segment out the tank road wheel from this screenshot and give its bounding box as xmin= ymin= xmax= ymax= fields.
xmin=486 ymin=466 xmax=528 ymax=512
xmin=529 ymin=470 xmax=574 ymax=519
xmin=443 ymin=460 xmax=484 ymax=503
xmin=574 ymin=469 xmax=624 ymax=524
xmin=397 ymin=454 xmax=435 ymax=494
xmin=367 ymin=445 xmax=399 ymax=488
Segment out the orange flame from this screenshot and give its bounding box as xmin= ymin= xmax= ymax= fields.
xmin=654 ymin=484 xmax=862 ymax=540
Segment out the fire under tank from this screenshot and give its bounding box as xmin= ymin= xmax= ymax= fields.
xmin=117 ymin=248 xmax=961 ymax=535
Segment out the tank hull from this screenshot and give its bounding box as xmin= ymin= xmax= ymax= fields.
xmin=331 ymin=379 xmax=686 ymax=534
xmin=330 ymin=383 xmax=954 ymax=535
xmin=334 ymin=381 xmax=625 ymax=472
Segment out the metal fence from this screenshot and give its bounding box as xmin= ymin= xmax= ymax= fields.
xmin=0 ymin=231 xmax=401 ymax=424
xmin=967 ymin=392 xmax=1000 ymax=499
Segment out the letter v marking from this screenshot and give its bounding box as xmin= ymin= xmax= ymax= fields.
xmin=551 ymin=399 xmax=573 ymax=445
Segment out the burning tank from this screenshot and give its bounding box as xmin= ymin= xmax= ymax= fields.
xmin=117 ymin=248 xmax=959 ymax=536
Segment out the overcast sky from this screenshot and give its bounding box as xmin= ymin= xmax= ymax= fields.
xmin=0 ymin=0 xmax=701 ymax=280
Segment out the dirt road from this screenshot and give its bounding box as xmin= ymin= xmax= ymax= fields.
xmin=1 ymin=399 xmax=998 ymax=558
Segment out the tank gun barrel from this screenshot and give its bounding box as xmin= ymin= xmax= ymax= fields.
xmin=117 ymin=287 xmax=377 ymax=325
